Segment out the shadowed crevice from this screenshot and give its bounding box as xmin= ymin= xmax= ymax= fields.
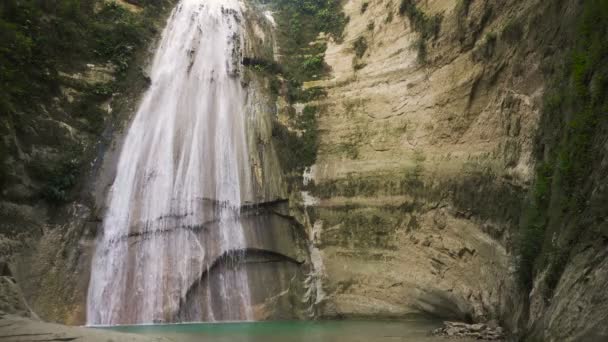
xmin=176 ymin=247 xmax=305 ymax=318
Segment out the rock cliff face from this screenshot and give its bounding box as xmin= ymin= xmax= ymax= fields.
xmin=284 ymin=0 xmax=607 ymax=340
xmin=295 ymin=0 xmax=540 ymax=324
xmin=1 ymin=0 xmax=309 ymax=326
xmin=86 ymin=1 xmax=310 ymax=325
xmin=0 ymin=0 xmax=607 ymax=341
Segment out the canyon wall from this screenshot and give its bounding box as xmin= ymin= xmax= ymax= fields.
xmin=293 ymin=0 xmax=541 ymax=325
xmin=1 ymin=0 xmax=607 ymax=341
xmin=0 ymin=0 xmax=312 ymax=325
xmin=279 ymin=0 xmax=607 ymax=340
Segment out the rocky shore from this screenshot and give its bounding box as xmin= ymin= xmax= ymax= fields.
xmin=432 ymin=321 xmax=505 ymax=341
xmin=0 ymin=315 xmax=170 ymax=342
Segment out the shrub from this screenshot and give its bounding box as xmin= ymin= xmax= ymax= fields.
xmin=400 ymin=0 xmax=442 ymax=39
xmin=0 ymin=0 xmax=158 ymax=113
xmin=299 ymin=87 xmax=328 ymax=102
xmin=361 ymin=2 xmax=369 ymax=14
xmin=353 ymin=36 xmax=369 ymax=58
xmin=91 ymin=83 xmax=115 ymax=98
xmin=398 ymin=0 xmax=442 ymax=63
xmin=301 ymin=55 xmax=325 ymax=76
xmin=0 ymin=0 xmax=166 ymax=202
xmin=413 ymin=38 xmax=427 ymax=64
xmin=242 ymin=57 xmax=283 ymax=74
xmin=273 ymin=106 xmax=319 ymax=173
xmin=41 ymin=155 xmax=83 ymax=203
xmin=517 ymin=162 xmax=552 ymax=288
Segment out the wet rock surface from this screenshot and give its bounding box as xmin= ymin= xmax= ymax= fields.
xmin=432 ymin=321 xmax=505 ymax=341
xmin=0 ymin=315 xmax=171 ymax=342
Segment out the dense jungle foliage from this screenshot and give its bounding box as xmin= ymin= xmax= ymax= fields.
xmin=0 ymin=0 xmax=168 ymax=202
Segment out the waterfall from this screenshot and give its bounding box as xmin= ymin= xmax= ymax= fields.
xmin=87 ymin=0 xmax=257 ymax=325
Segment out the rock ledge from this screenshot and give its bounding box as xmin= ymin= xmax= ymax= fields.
xmin=432 ymin=321 xmax=505 ymax=341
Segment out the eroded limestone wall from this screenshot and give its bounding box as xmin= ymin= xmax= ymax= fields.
xmin=290 ymin=0 xmax=547 ymax=328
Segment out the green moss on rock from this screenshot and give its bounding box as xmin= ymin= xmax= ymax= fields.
xmin=518 ymin=0 xmax=608 ymax=296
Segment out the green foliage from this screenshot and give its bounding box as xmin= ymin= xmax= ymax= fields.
xmin=298 ymin=86 xmax=327 ymax=102
xmin=23 ymin=146 xmax=85 ymax=204
xmin=361 ymin=2 xmax=369 ymax=14
xmin=398 ymin=0 xmax=442 ymax=63
xmin=399 ymin=0 xmax=442 ymax=39
xmin=42 ymin=156 xmax=82 ymax=203
xmin=255 ymin=0 xmax=344 ymax=102
xmin=90 ymin=83 xmax=115 ymax=98
xmin=0 ymin=137 xmax=8 ymax=189
xmin=297 ymin=105 xmax=319 ymax=160
xmin=352 ymin=36 xmax=368 ymax=70
xmin=273 ymin=106 xmax=319 ymax=173
xmin=399 ymin=0 xmax=416 ymax=17
xmin=301 ymin=55 xmax=325 ymax=76
xmin=266 ymin=0 xmax=346 ymax=86
xmin=90 ymin=3 xmax=156 ymax=74
xmin=0 ymin=0 xmax=169 ymax=202
xmin=0 ymin=0 xmax=161 ymax=114
xmin=243 ymin=57 xmax=283 ymax=74
xmin=413 ymin=38 xmax=427 ymax=64
xmin=518 ymin=0 xmax=608 ymax=295
xmin=518 ymin=162 xmax=553 ymax=288
xmin=269 ymin=76 xmax=281 ymax=95
xmin=264 ymin=0 xmax=347 ymax=178
xmin=270 ymin=0 xmax=347 ymax=46
xmin=353 ymin=37 xmax=368 ymax=59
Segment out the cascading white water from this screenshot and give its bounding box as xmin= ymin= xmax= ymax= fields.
xmin=87 ymin=0 xmax=256 ymax=325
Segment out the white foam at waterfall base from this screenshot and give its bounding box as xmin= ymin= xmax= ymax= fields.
xmin=87 ymin=0 xmax=255 ymax=325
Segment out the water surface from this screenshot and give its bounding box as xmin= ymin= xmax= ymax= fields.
xmin=104 ymin=319 xmax=475 ymax=341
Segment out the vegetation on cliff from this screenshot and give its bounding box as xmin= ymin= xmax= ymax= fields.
xmin=0 ymin=0 xmax=161 ymax=119
xmin=268 ymin=0 xmax=346 ymax=81
xmin=519 ymin=0 xmax=608 ymax=299
xmin=398 ymin=0 xmax=442 ymax=63
xmin=0 ymin=0 xmax=169 ymax=203
xmin=252 ymin=0 xmax=346 ymax=178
